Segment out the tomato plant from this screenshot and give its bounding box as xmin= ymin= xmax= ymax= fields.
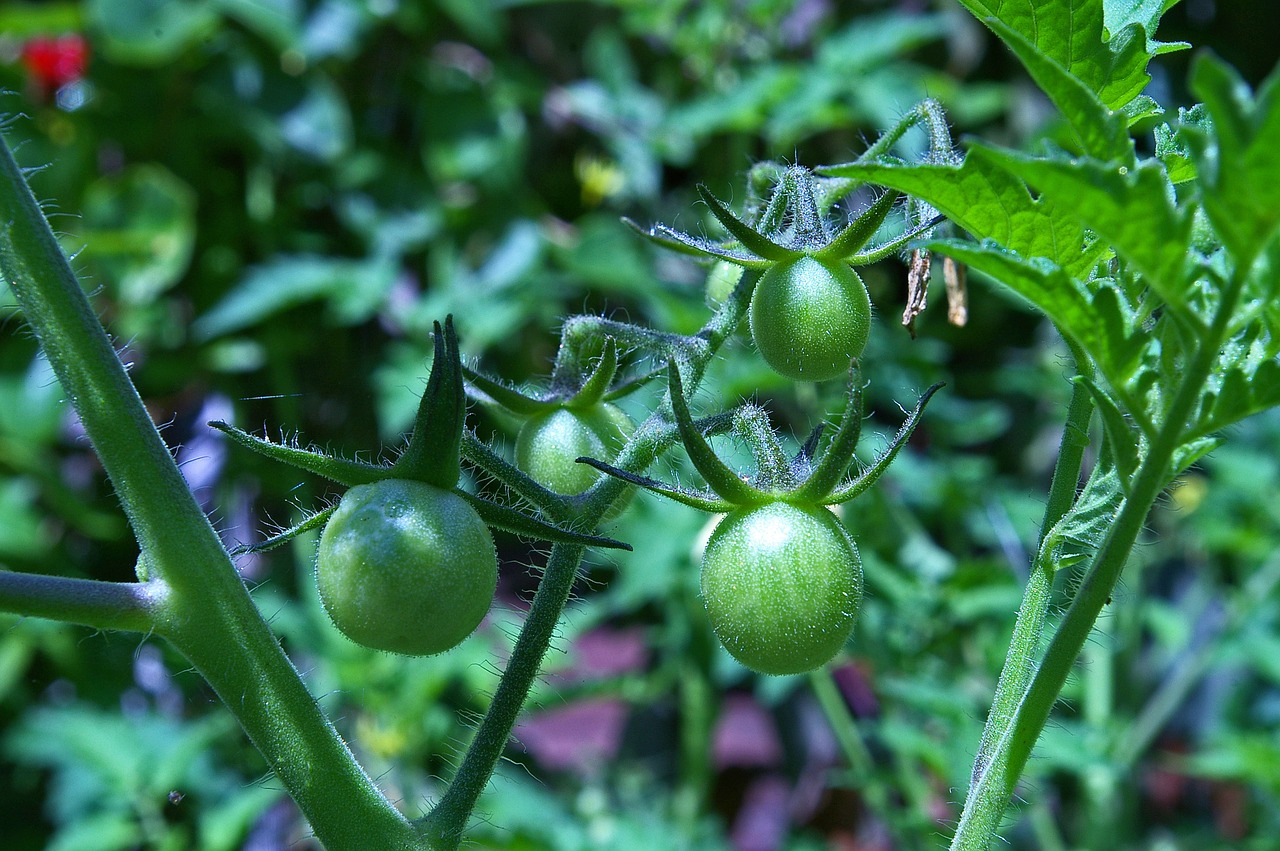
xmin=316 ymin=479 xmax=498 ymax=656
xmin=701 ymin=501 xmax=862 ymax=675
xmin=5 ymin=3 xmax=1279 ymax=848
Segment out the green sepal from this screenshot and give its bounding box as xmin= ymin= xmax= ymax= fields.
xmin=232 ymin=505 xmax=337 ymax=555
xmin=815 ymin=189 xmax=900 ymax=262
xmin=851 ymin=214 xmax=944 ymax=264
xmin=393 ymin=317 xmax=464 ymax=488
xmin=622 ymin=218 xmax=771 ymax=269
xmin=667 ymin=361 xmax=772 ymax=506
xmin=792 ymin=369 xmax=865 ymax=503
xmin=462 ymin=365 xmax=553 ymax=416
xmin=1171 ymin=436 xmax=1223 ymax=480
xmin=210 ymin=421 xmax=390 ymax=486
xmin=824 ymin=383 xmax=942 ymax=505
xmin=568 ymin=337 xmax=618 ymax=409
xmin=457 ymin=490 xmax=631 ymax=551
xmin=460 ymin=429 xmax=570 ymax=517
xmin=696 ymin=185 xmax=800 ymax=262
xmin=602 ymin=364 xmax=663 ymax=402
xmin=574 ymin=457 xmax=736 ymax=514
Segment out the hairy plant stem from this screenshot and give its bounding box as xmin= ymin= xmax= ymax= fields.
xmin=0 ymin=572 xmax=162 ymax=632
xmin=0 ymin=134 xmax=424 ymax=850
xmin=968 ymin=375 xmax=1094 ymax=784
xmin=949 ymin=270 xmax=1247 ymax=850
xmin=422 ymin=272 xmax=759 ymax=845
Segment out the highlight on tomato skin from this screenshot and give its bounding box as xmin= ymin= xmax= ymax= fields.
xmin=315 ymin=479 xmax=498 ymax=657
xmin=700 ymin=502 xmax=863 ymax=676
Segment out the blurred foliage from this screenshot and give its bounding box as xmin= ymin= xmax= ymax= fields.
xmin=0 ymin=0 xmax=1278 ymax=849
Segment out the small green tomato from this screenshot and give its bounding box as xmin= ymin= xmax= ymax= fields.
xmin=316 ymin=479 xmax=497 ymax=656
xmin=516 ymin=404 xmax=634 ymax=499
xmin=701 ymin=501 xmax=862 ymax=675
xmin=749 ymin=255 xmax=872 ymax=382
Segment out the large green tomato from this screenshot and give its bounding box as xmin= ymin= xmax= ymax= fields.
xmin=749 ymin=255 xmax=872 ymax=382
xmin=316 ymin=479 xmax=497 ymax=656
xmin=700 ymin=502 xmax=862 ymax=675
xmin=515 ymin=404 xmax=633 ymax=498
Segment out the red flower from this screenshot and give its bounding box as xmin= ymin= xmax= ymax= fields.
xmin=22 ymin=34 xmax=89 ymax=92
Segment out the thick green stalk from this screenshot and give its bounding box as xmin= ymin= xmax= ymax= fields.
xmin=0 ymin=572 xmax=162 ymax=632
xmin=0 ymin=134 xmax=423 ymax=850
xmin=950 ymin=271 xmax=1246 ymax=850
xmin=968 ymin=378 xmax=1093 ymax=783
xmin=419 ymin=543 xmax=586 ymax=848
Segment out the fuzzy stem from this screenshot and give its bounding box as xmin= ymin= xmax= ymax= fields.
xmin=0 ymin=571 xmax=162 ymax=633
xmin=419 ymin=543 xmax=585 ymax=848
xmin=968 ymin=377 xmax=1093 ymax=783
xmin=0 ymin=133 xmax=425 ymax=851
xmin=950 ymin=270 xmax=1246 ymax=850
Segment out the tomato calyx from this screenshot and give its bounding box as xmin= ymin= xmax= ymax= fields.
xmin=581 ymin=359 xmax=942 ymax=511
xmin=580 ymin=359 xmax=941 ymax=674
xmin=209 ymin=316 xmax=631 ymax=555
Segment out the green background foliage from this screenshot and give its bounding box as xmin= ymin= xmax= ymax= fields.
xmin=1 ymin=0 xmax=1278 ymax=848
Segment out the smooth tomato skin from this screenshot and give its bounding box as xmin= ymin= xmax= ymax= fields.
xmin=317 ymin=479 xmax=497 ymax=656
xmin=749 ymin=256 xmax=871 ymax=382
xmin=701 ymin=502 xmax=862 ymax=675
xmin=515 ymin=404 xmax=633 ymax=497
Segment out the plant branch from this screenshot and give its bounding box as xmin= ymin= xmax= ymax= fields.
xmin=0 ymin=571 xmax=162 ymax=633
xmin=950 ymin=269 xmax=1247 ymax=850
xmin=0 ymin=132 xmax=425 ymax=850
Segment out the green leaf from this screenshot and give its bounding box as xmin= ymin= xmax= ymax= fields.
xmin=1154 ymin=104 xmax=1212 ymax=184
xmin=820 ymin=155 xmax=1103 ymax=278
xmin=1039 ymin=450 xmax=1125 ymax=571
xmin=957 ymin=0 xmax=1177 ymax=110
xmin=76 ymin=165 xmax=196 ymax=305
xmin=1187 ymin=54 xmax=1280 ymax=269
xmin=928 ymin=241 xmax=1146 ymax=391
xmin=985 ymin=18 xmax=1131 ymax=162
xmin=193 ymin=254 xmax=395 ymax=341
xmin=1077 ymin=378 xmax=1140 ymax=485
xmin=975 ymin=146 xmax=1193 ymax=301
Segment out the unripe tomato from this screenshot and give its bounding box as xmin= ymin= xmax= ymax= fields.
xmin=701 ymin=502 xmax=862 ymax=675
xmin=316 ymin=479 xmax=497 ymax=656
xmin=515 ymin=404 xmax=633 ymax=498
xmin=749 ymin=256 xmax=872 ymax=382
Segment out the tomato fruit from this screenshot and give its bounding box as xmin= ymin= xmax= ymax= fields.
xmin=515 ymin=405 xmax=633 ymax=497
xmin=749 ymin=255 xmax=871 ymax=382
xmin=316 ymin=479 xmax=497 ymax=655
xmin=700 ymin=502 xmax=862 ymax=675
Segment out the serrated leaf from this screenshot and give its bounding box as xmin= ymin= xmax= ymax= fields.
xmin=926 ymin=239 xmax=1146 ymax=389
xmin=1187 ymin=54 xmax=1280 ymax=269
xmin=1171 ymin=436 xmax=1222 ymax=477
xmin=975 ymin=147 xmax=1193 ymax=301
xmin=820 ymin=157 xmax=1102 ymax=278
xmin=1040 ymin=450 xmax=1125 ymax=571
xmin=957 ymin=0 xmax=1174 ymax=110
xmin=1154 ymin=104 xmax=1212 ymax=184
xmin=985 ymin=18 xmax=1132 ymax=162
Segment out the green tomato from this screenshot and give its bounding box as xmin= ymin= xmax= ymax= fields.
xmin=316 ymin=479 xmax=497 ymax=656
xmin=515 ymin=404 xmax=634 ymax=499
xmin=701 ymin=502 xmax=862 ymax=675
xmin=749 ymin=255 xmax=872 ymax=382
